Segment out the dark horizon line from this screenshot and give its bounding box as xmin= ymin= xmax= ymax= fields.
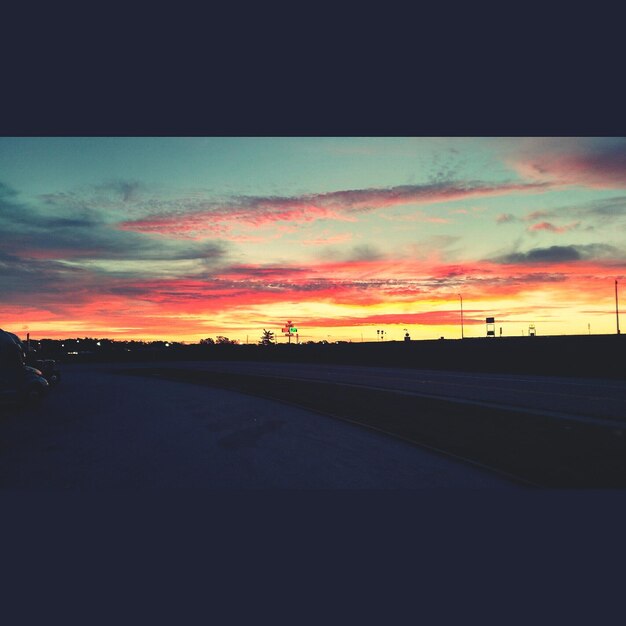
xmin=18 ymin=331 xmax=625 ymax=344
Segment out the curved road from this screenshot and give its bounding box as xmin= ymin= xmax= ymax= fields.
xmin=0 ymin=363 xmax=516 ymax=489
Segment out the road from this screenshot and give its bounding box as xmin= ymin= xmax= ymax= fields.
xmin=0 ymin=363 xmax=517 ymax=489
xmin=102 ymin=360 xmax=626 ymax=426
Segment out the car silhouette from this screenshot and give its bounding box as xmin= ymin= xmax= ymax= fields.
xmin=33 ymin=359 xmax=61 ymax=385
xmin=1 ymin=328 xmax=49 ymax=404
xmin=0 ymin=364 xmax=49 ymax=404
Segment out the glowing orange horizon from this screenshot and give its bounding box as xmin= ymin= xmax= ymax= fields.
xmin=2 ymin=138 xmax=625 ymax=344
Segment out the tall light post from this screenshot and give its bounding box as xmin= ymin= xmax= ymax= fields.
xmin=458 ymin=293 xmax=464 ymax=339
xmin=616 ymin=280 xmax=621 ymax=335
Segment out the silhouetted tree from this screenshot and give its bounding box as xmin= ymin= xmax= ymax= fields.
xmin=259 ymin=329 xmax=275 ymax=346
xmin=199 ymin=338 xmax=215 ymax=345
xmin=215 ymin=336 xmax=237 ymax=345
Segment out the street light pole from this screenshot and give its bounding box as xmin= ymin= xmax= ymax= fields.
xmin=458 ymin=293 xmax=464 ymax=339
xmin=616 ymin=280 xmax=621 ymax=335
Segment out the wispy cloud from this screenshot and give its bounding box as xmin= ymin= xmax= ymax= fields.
xmin=94 ymin=180 xmax=145 ymax=203
xmin=512 ymin=139 xmax=626 ymax=189
xmin=300 ymin=310 xmax=486 ymax=328
xmin=0 ymin=181 xmax=227 ymax=308
xmin=527 ymin=221 xmax=580 ymax=234
xmin=118 ymin=180 xmax=551 ymax=238
xmin=300 ymin=232 xmax=353 ymax=246
xmin=496 ymin=213 xmax=517 ymax=224
xmin=379 ymin=211 xmax=451 ymax=224
xmin=0 ymin=182 xmax=226 ymax=263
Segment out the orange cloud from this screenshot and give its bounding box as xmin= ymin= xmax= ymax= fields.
xmin=5 ymin=243 xmax=625 ymax=341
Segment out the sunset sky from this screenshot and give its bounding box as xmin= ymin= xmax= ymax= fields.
xmin=1 ymin=137 xmax=625 ymax=343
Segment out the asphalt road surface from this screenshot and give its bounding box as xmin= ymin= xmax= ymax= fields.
xmin=101 ymin=360 xmax=626 ymax=426
xmin=0 ymin=363 xmax=517 ymax=489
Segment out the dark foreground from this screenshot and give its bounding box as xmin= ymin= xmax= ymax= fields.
xmin=116 ymin=363 xmax=626 ymax=488
xmin=3 ymin=358 xmax=626 ymax=488
xmin=0 ymin=363 xmax=515 ymax=489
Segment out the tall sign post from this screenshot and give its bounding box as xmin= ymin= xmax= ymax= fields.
xmin=282 ymin=320 xmax=298 ymax=344
xmin=486 ymin=317 xmax=495 ymax=337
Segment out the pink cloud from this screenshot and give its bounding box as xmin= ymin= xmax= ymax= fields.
xmin=513 ymin=141 xmax=626 ymax=189
xmin=10 ymin=250 xmax=625 ymax=341
xmin=300 ymin=310 xmax=486 ymax=328
xmin=118 ymin=180 xmax=550 ymax=238
xmin=528 ymin=221 xmax=580 ymax=234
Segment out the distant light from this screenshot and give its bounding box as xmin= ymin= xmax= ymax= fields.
xmin=165 ymin=342 xmax=170 ymax=347
xmin=97 ymin=342 xmax=101 ymax=346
